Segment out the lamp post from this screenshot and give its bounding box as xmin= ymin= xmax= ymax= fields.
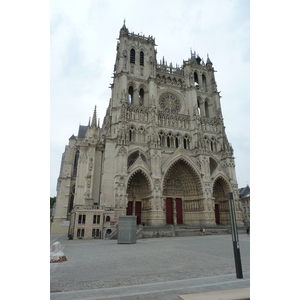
xmin=228 ymin=192 xmax=243 ymax=279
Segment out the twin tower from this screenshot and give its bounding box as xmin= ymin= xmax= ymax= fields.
xmin=51 ymin=22 xmax=243 ymax=239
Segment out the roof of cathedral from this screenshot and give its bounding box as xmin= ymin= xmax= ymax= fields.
xmin=77 ymin=125 xmax=102 ymax=139
xmin=78 ymin=125 xmax=88 ymax=139
xmin=69 ymin=134 xmax=76 ymax=140
xmin=239 ymin=185 xmax=250 ymax=199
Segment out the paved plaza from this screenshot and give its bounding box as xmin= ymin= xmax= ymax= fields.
xmin=50 ymin=233 xmax=250 ymax=299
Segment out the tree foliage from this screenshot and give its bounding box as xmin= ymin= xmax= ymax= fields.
xmin=50 ymin=197 xmax=56 ymax=208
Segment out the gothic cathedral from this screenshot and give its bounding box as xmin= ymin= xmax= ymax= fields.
xmin=51 ymin=23 xmax=243 ymax=238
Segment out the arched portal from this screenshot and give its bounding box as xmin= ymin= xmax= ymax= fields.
xmin=212 ymin=177 xmax=231 ymax=225
xmin=126 ymin=170 xmax=152 ymax=224
xmin=163 ymin=158 xmax=203 ymax=225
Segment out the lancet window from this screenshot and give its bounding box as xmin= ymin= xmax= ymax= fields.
xmin=72 ymin=150 xmax=79 ymax=177
xmin=128 ymin=86 xmax=134 ymax=104
xmin=130 ymin=48 xmax=135 ymax=64
xmin=139 ymin=88 xmax=144 ymax=105
xmin=140 ymin=51 xmax=144 ymax=66
xmin=194 ymin=72 xmax=199 ymax=90
xmin=202 ymin=74 xmax=207 ymax=92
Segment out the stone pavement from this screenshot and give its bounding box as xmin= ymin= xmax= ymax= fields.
xmin=50 ymin=234 xmax=250 ymax=299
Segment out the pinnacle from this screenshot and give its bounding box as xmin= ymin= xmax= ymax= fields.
xmin=91 ymin=105 xmax=97 ymax=127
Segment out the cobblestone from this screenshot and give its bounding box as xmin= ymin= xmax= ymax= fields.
xmin=50 ymin=234 xmax=250 ymax=299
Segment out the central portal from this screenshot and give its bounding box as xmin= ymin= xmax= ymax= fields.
xmin=163 ymin=158 xmax=203 ymax=225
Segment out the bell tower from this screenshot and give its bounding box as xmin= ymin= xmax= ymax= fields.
xmin=52 ymin=22 xmax=244 ymax=236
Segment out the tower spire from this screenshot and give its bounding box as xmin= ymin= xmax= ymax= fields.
xmin=91 ymin=105 xmax=97 ymax=127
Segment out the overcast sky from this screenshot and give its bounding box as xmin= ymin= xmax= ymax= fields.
xmin=50 ymin=0 xmax=250 ymax=197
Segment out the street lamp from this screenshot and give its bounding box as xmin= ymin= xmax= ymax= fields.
xmin=228 ymin=192 xmax=243 ymax=279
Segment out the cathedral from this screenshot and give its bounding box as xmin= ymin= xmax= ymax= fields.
xmin=51 ymin=22 xmax=243 ymax=239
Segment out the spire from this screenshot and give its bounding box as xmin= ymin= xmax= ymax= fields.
xmin=120 ymin=18 xmax=128 ymax=34
xmin=206 ymin=53 xmax=212 ymax=64
xmin=91 ymin=105 xmax=97 ymax=127
xmin=122 ymin=18 xmax=126 ymax=29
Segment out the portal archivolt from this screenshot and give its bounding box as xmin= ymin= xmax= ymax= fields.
xmin=126 ymin=169 xmax=152 ymax=224
xmin=162 ymin=158 xmax=202 ymax=197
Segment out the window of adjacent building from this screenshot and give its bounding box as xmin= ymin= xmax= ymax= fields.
xmin=78 ymin=214 xmax=85 ymax=224
xmin=92 ymin=228 xmax=95 ymax=237
xmin=106 ymin=216 xmax=110 ymax=222
xmin=77 ymin=228 xmax=84 ymax=238
xmin=96 ymin=229 xmax=100 ymax=237
xmin=140 ymin=51 xmax=144 ymax=66
xmin=93 ymin=215 xmax=100 ymax=224
xmin=130 ymin=49 xmax=135 ymax=64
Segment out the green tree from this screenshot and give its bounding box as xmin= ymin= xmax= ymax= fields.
xmin=50 ymin=197 xmax=56 ymax=208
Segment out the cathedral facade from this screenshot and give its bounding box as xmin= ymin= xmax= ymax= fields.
xmin=51 ymin=23 xmax=243 ymax=239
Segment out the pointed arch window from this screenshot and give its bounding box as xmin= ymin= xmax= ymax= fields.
xmin=130 ymin=49 xmax=135 ymax=64
xmin=167 ymin=136 xmax=170 ymax=147
xmin=194 ymin=72 xmax=199 ymax=90
xmin=197 ymin=98 xmax=201 ymax=116
xmin=205 ymin=101 xmax=209 ymax=118
xmin=68 ymin=185 xmax=75 ymax=213
xmin=202 ymin=74 xmax=207 ymax=92
xmin=140 ymin=51 xmax=144 ymax=66
xmin=184 ymin=135 xmax=190 ymax=150
xmin=72 ymin=150 xmax=79 ymax=177
xmin=139 ymin=88 xmax=144 ymax=105
xmin=129 ymin=126 xmax=135 ymax=142
xmin=128 ymin=86 xmax=133 ymax=104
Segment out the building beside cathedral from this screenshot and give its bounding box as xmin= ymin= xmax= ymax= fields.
xmin=51 ymin=22 xmax=243 ymax=239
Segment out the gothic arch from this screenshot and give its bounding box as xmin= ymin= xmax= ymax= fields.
xmin=204 ymin=98 xmax=213 ymax=118
xmin=127 ymin=148 xmax=149 ymax=169
xmin=129 ymin=47 xmax=137 ymax=64
xmin=137 ymin=83 xmax=149 ymax=106
xmin=162 ymin=158 xmax=203 ymax=198
xmin=127 ymin=81 xmax=138 ymax=90
xmin=162 ymin=153 xmax=203 ymax=197
xmin=126 ymin=169 xmax=152 ymax=205
xmin=212 ymin=175 xmax=232 ymax=224
xmin=212 ymin=175 xmax=232 ymax=197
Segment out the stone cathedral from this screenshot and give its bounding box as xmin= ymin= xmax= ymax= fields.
xmin=51 ymin=23 xmax=243 ymax=239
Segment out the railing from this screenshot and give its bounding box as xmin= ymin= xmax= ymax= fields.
xmin=128 ymin=32 xmax=155 ymax=43
xmin=156 ymin=64 xmax=184 ymax=76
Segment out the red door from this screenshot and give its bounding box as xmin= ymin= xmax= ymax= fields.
xmin=126 ymin=201 xmax=133 ymax=216
xmin=176 ymin=198 xmax=183 ymax=224
xmin=135 ymin=202 xmax=141 ymax=224
xmin=215 ymin=204 xmax=220 ymax=225
xmin=166 ymin=198 xmax=173 ymax=224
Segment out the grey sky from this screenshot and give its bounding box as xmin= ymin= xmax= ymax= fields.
xmin=50 ymin=0 xmax=250 ymax=196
